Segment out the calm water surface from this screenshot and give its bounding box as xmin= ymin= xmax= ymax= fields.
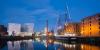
xmin=0 ymin=38 xmax=100 ymax=50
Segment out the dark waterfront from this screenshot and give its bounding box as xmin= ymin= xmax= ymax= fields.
xmin=0 ymin=38 xmax=100 ymax=50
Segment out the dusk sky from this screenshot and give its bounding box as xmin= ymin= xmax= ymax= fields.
xmin=0 ymin=0 xmax=100 ymax=32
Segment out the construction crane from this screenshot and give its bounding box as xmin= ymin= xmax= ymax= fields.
xmin=57 ymin=1 xmax=71 ymax=35
xmin=64 ymin=1 xmax=71 ymax=25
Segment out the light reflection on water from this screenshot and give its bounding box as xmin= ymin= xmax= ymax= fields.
xmin=0 ymin=39 xmax=100 ymax=50
xmin=81 ymin=44 xmax=100 ymax=50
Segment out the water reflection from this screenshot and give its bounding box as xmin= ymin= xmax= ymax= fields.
xmin=0 ymin=38 xmax=100 ymax=50
xmin=8 ymin=41 xmax=20 ymax=50
xmin=0 ymin=41 xmax=7 ymax=48
xmin=81 ymin=44 xmax=100 ymax=50
xmin=20 ymin=40 xmax=28 ymax=50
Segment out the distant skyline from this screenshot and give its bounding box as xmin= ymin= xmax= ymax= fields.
xmin=0 ymin=0 xmax=100 ymax=32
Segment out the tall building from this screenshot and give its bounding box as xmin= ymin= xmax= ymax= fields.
xmin=80 ymin=14 xmax=100 ymax=36
xmin=8 ymin=23 xmax=21 ymax=36
xmin=19 ymin=23 xmax=34 ymax=36
xmin=23 ymin=23 xmax=34 ymax=33
xmin=64 ymin=22 xmax=80 ymax=36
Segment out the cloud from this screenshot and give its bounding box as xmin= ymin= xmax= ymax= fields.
xmin=5 ymin=6 xmax=61 ymax=20
xmin=3 ymin=0 xmax=64 ymax=22
xmin=4 ymin=7 xmax=61 ymax=27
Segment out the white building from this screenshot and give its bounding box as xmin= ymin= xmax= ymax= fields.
xmin=8 ymin=23 xmax=21 ymax=36
xmin=8 ymin=23 xmax=34 ymax=36
xmin=24 ymin=23 xmax=34 ymax=33
xmin=19 ymin=23 xmax=34 ymax=36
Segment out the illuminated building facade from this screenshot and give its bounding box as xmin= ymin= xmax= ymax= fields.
xmin=23 ymin=23 xmax=34 ymax=33
xmin=64 ymin=22 xmax=80 ymax=36
xmin=80 ymin=14 xmax=100 ymax=36
xmin=8 ymin=23 xmax=34 ymax=36
xmin=8 ymin=23 xmax=21 ymax=36
xmin=20 ymin=23 xmax=34 ymax=36
xmin=81 ymin=44 xmax=100 ymax=50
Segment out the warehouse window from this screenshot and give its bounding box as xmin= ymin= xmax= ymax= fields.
xmin=90 ymin=28 xmax=91 ymax=30
xmin=90 ymin=24 xmax=91 ymax=26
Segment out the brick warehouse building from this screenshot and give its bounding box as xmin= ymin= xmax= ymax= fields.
xmin=80 ymin=14 xmax=100 ymax=37
xmin=64 ymin=22 xmax=80 ymax=36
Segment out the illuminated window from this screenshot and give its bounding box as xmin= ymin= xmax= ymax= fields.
xmin=90 ymin=24 xmax=91 ymax=26
xmin=90 ymin=28 xmax=91 ymax=30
